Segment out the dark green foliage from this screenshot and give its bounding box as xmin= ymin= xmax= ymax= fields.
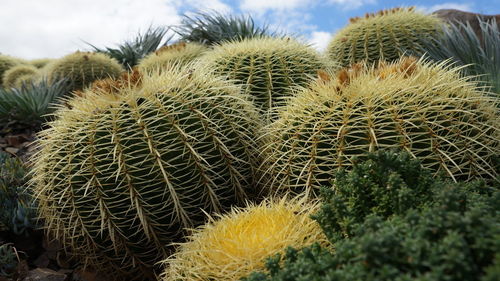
xmin=0 ymin=78 xmax=70 ymax=131
xmin=88 ymin=26 xmax=171 ymax=69
xmin=0 ymin=243 xmax=18 ymax=278
xmin=413 ymin=18 xmax=500 ymax=98
xmin=312 ymin=150 xmax=438 ymax=241
xmin=243 ymin=180 xmax=499 ymax=281
xmin=174 ymin=11 xmax=275 ymax=45
xmin=0 ymin=152 xmax=37 ymax=235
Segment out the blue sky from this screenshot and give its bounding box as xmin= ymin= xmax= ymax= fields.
xmin=1 ymin=0 xmax=499 ymax=59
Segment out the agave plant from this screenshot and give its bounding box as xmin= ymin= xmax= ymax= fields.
xmin=413 ymin=18 xmax=500 ymax=97
xmin=0 ymin=78 xmax=69 ymax=131
xmin=174 ymin=11 xmax=275 ymax=45
xmin=87 ymin=26 xmax=172 ymax=69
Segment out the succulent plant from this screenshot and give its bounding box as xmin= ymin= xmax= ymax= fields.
xmin=327 ymin=7 xmax=443 ymax=68
xmin=260 ymin=57 xmax=499 ymax=194
xmin=174 ymin=11 xmax=275 ymax=46
xmin=30 ymin=58 xmax=53 ymax=69
xmin=88 ymin=26 xmax=171 ymax=69
xmin=45 ymin=51 xmax=124 ymax=92
xmin=0 ymin=78 xmax=70 ymax=130
xmin=162 ymin=196 xmax=327 ymax=281
xmin=0 ymin=55 xmax=24 ymax=88
xmin=138 ymin=42 xmax=207 ymax=74
xmin=0 ymin=244 xmax=19 ymax=278
xmin=0 ymin=152 xmax=37 ymax=235
xmin=197 ymin=37 xmax=329 ymax=116
xmin=32 ymin=66 xmax=263 ymax=280
xmin=2 ymin=64 xmax=39 ymax=88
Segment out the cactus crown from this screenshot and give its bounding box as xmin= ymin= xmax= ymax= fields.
xmin=261 ymin=57 xmax=499 ymax=194
xmin=162 ymin=196 xmax=327 ymax=281
xmin=197 ymin=36 xmax=328 ymax=115
xmin=327 ymin=7 xmax=443 ymax=67
xmin=32 ymin=65 xmax=263 ymax=279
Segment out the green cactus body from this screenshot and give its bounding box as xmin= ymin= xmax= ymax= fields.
xmin=2 ymin=64 xmax=39 ymax=88
xmin=197 ymin=37 xmax=329 ymax=115
xmin=32 ymin=66 xmax=263 ymax=280
xmin=138 ymin=42 xmax=207 ymax=74
xmin=30 ymin=58 xmax=53 ymax=69
xmin=261 ymin=57 xmax=499 ymax=194
xmin=327 ymin=7 xmax=443 ymax=68
xmin=0 ymin=55 xmax=23 ymax=87
xmin=46 ymin=51 xmax=124 ymax=91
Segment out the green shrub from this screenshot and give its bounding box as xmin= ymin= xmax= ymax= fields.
xmin=243 ymin=153 xmax=499 ymax=281
xmin=0 ymin=152 xmax=37 ymax=235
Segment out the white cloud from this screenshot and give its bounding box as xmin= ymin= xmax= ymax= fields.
xmin=240 ymin=0 xmax=311 ymax=14
xmin=0 ymin=0 xmax=182 ymax=59
xmin=420 ymin=2 xmax=473 ymax=13
xmin=327 ymin=0 xmax=376 ymax=10
xmin=309 ymin=31 xmax=332 ymax=51
xmin=184 ymin=0 xmax=232 ymax=14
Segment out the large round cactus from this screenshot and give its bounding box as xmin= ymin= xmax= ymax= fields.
xmin=32 ymin=66 xmax=263 ymax=280
xmin=138 ymin=42 xmax=207 ymax=74
xmin=2 ymin=64 xmax=39 ymax=88
xmin=30 ymin=58 xmax=53 ymax=69
xmin=327 ymin=7 xmax=443 ymax=68
xmin=45 ymin=51 xmax=124 ymax=91
xmin=260 ymin=57 xmax=499 ymax=194
xmin=162 ymin=196 xmax=327 ymax=281
xmin=196 ymin=37 xmax=329 ymax=116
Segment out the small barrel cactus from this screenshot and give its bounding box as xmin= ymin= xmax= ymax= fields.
xmin=2 ymin=64 xmax=39 ymax=88
xmin=45 ymin=51 xmax=124 ymax=92
xmin=32 ymin=66 xmax=263 ymax=280
xmin=327 ymin=7 xmax=443 ymax=68
xmin=260 ymin=57 xmax=499 ymax=194
xmin=138 ymin=42 xmax=207 ymax=74
xmin=0 ymin=55 xmax=24 ymax=87
xmin=196 ymin=37 xmax=330 ymax=116
xmin=162 ymin=196 xmax=327 ymax=281
xmin=30 ymin=58 xmax=53 ymax=69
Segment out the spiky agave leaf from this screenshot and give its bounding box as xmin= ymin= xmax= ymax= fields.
xmin=260 ymin=57 xmax=499 ymax=195
xmin=174 ymin=11 xmax=275 ymax=46
xmin=87 ymin=26 xmax=172 ymax=69
xmin=0 ymin=78 xmax=70 ymax=131
xmin=162 ymin=196 xmax=327 ymax=281
xmin=31 ymin=64 xmax=263 ymax=280
xmin=413 ymin=18 xmax=500 ymax=98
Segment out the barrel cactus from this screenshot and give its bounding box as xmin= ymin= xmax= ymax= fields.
xmin=45 ymin=51 xmax=124 ymax=92
xmin=32 ymin=66 xmax=263 ymax=280
xmin=196 ymin=37 xmax=329 ymax=116
xmin=2 ymin=64 xmax=39 ymax=88
xmin=260 ymin=57 xmax=499 ymax=194
xmin=0 ymin=55 xmax=23 ymax=87
xmin=30 ymin=58 xmax=53 ymax=69
xmin=327 ymin=7 xmax=443 ymax=68
xmin=138 ymin=42 xmax=207 ymax=74
xmin=162 ymin=196 xmax=327 ymax=281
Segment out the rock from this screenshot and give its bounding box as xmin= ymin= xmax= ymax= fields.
xmin=72 ymin=268 xmax=108 ymax=281
xmin=22 ymin=268 xmax=67 ymax=281
xmin=4 ymin=147 xmax=19 ymax=154
xmin=433 ymin=9 xmax=500 ymax=41
xmin=33 ymin=253 xmax=50 ymax=268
